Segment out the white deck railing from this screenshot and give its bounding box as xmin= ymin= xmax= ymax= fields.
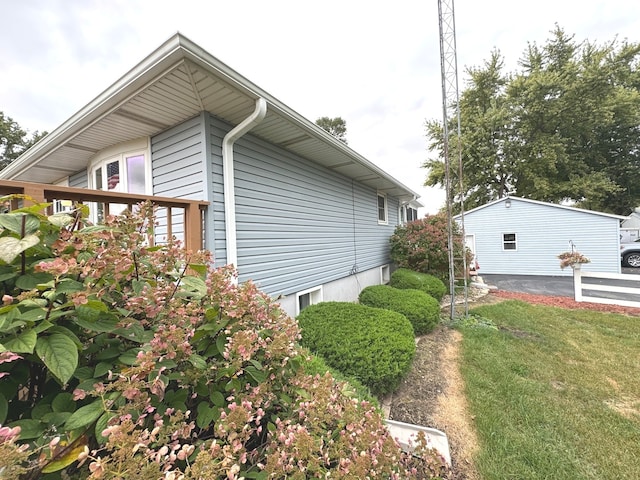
xmin=573 ymin=267 xmax=640 ymax=309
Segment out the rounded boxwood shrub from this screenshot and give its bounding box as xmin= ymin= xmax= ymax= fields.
xmin=359 ymin=284 xmax=440 ymax=335
xmin=297 ymin=302 xmax=415 ymax=396
xmin=390 ymin=267 xmax=447 ymax=301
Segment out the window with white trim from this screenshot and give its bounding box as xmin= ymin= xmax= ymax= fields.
xmin=377 ymin=193 xmax=388 ymax=224
xmin=296 ymin=286 xmax=323 ymax=315
xmin=88 ymin=139 xmax=151 ymax=222
xmin=503 ymin=233 xmax=517 ymax=250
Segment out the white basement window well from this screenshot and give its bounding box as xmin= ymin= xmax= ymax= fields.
xmin=296 ymin=286 xmax=323 ymax=316
xmin=377 ymin=193 xmax=388 ymax=225
xmin=380 ymin=264 xmax=390 ymax=284
xmin=503 ymin=233 xmax=517 ymax=251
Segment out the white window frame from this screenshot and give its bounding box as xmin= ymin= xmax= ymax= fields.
xmin=377 ymin=193 xmax=388 ymax=225
xmin=88 ymin=138 xmax=152 ymax=195
xmin=52 ymin=177 xmax=74 ymax=213
xmin=502 ymin=232 xmax=517 ymax=251
xmin=296 ymin=286 xmax=323 ymax=316
xmin=380 ymin=264 xmax=390 ymax=284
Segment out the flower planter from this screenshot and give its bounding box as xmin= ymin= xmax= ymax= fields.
xmin=385 ymin=419 xmax=451 ymax=466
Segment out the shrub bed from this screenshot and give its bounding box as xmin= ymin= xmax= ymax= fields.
xmin=0 ymin=201 xmax=450 ymax=479
xmin=297 ymin=302 xmax=415 ymax=396
xmin=359 ymin=285 xmax=440 ymax=335
xmin=390 ymin=268 xmax=447 ymax=301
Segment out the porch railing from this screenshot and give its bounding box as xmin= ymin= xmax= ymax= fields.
xmin=0 ymin=179 xmax=209 ymax=252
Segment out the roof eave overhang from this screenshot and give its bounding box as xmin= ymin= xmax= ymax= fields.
xmin=2 ymin=33 xmax=419 ymax=202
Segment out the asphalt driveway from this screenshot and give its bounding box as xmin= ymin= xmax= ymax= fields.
xmin=479 ymin=268 xmax=638 ymax=299
xmin=479 ymin=274 xmax=574 ymax=297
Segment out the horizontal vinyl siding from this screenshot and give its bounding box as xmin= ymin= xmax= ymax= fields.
xmin=231 ymin=133 xmax=397 ymax=297
xmin=151 ymin=115 xmax=206 ymax=244
xmin=69 ymin=170 xmax=88 ymax=188
xmin=463 ymin=199 xmax=621 ymax=276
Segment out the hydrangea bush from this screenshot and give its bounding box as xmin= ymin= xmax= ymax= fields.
xmin=390 ymin=213 xmax=469 ymax=284
xmin=0 ymin=198 xmax=451 ymax=479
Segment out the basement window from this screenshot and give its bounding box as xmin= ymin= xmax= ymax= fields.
xmin=380 ymin=265 xmax=390 ymax=284
xmin=503 ymin=233 xmax=517 ymax=251
xmin=296 ymin=286 xmax=323 ymax=315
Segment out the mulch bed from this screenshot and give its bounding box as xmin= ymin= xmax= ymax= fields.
xmin=492 ymin=289 xmax=640 ymax=317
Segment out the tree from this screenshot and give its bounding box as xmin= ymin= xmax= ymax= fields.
xmin=316 ymin=116 xmax=348 ymax=144
xmin=0 ymin=111 xmax=47 ymax=170
xmin=424 ymin=26 xmax=640 ymax=215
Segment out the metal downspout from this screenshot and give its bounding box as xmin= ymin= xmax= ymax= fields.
xmin=222 ymin=98 xmax=267 ymax=274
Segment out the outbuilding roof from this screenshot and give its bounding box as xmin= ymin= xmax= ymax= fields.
xmin=458 ymin=196 xmax=627 ymax=220
xmin=1 ymin=33 xmax=419 ymax=203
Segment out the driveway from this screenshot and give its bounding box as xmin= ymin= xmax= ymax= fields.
xmin=478 ymin=274 xmax=574 ymax=297
xmin=479 ymin=268 xmax=639 ymax=299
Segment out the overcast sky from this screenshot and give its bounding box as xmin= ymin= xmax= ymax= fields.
xmin=2 ymin=0 xmax=640 ymax=213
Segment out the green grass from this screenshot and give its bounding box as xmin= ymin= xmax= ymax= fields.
xmin=458 ymin=300 xmax=640 ymax=480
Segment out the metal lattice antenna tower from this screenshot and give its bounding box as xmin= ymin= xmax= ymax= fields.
xmin=438 ymin=0 xmax=468 ymax=318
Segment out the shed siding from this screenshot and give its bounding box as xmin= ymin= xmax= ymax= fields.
xmin=206 ymin=114 xmax=397 ymax=297
xmin=150 ymin=115 xmax=206 ymax=243
xmin=463 ymin=198 xmax=621 ymax=276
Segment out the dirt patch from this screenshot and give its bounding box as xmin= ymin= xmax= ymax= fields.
xmin=389 ymin=324 xmax=480 ymax=480
xmin=388 ymin=289 xmax=640 ymax=479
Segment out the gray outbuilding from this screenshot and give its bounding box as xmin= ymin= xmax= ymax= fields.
xmin=458 ymin=197 xmax=626 ymax=276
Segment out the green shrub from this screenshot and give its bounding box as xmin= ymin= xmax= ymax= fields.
xmin=359 ymin=285 xmax=440 ymax=335
xmin=297 ymin=302 xmax=415 ymax=396
xmin=390 ymin=268 xmax=447 ymax=301
xmin=0 ymin=200 xmax=449 ymax=479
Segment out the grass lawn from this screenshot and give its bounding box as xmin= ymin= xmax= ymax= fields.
xmin=459 ymin=300 xmax=640 ymax=480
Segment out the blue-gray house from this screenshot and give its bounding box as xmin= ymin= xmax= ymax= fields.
xmin=0 ymin=33 xmax=421 ymax=317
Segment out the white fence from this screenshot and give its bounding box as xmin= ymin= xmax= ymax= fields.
xmin=573 ymin=267 xmax=640 ymax=309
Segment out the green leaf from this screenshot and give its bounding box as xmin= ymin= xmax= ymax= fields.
xmin=188 ymin=353 xmax=207 ymax=370
xmin=246 ymin=366 xmax=267 ymax=384
xmin=0 ymin=235 xmax=40 ymax=264
xmin=65 ymin=398 xmax=104 ymax=431
xmin=95 ymin=411 xmax=112 ymax=444
xmin=210 ymin=391 xmax=225 ymax=407
xmin=73 ymin=366 xmax=93 ymax=381
xmin=4 ymin=329 xmax=37 ymax=353
xmin=196 ymin=402 xmax=220 ymax=429
xmin=73 ymin=311 xmax=119 ymax=333
xmin=118 ymin=349 xmax=141 ymax=366
xmin=15 ymin=272 xmax=54 ymax=290
xmin=0 ymin=271 xmax=17 ymax=282
xmin=0 ymin=214 xmax=40 ymax=235
xmin=9 ymin=419 xmax=45 ymax=440
xmin=56 ymin=278 xmax=85 ymax=294
xmin=188 ymin=263 xmax=208 ymax=277
xmin=41 ymin=411 xmax=72 ymax=427
xmin=47 ymin=213 xmax=75 ymax=227
xmin=36 ymin=333 xmax=78 ymax=384
xmin=178 ymin=276 xmax=207 ymax=300
xmin=0 ymin=392 xmax=7 ymax=424
xmin=17 ymin=307 xmax=47 ymax=322
xmin=94 ymin=362 xmax=112 ymax=378
xmin=52 ymin=392 xmax=76 ymax=413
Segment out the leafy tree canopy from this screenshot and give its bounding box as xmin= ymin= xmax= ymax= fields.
xmin=0 ymin=111 xmax=47 ymax=170
xmin=424 ymin=26 xmax=640 ymax=215
xmin=316 ymin=116 xmax=348 ymax=144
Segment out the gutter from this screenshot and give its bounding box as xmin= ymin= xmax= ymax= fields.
xmin=222 ymin=97 xmax=267 ymax=273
